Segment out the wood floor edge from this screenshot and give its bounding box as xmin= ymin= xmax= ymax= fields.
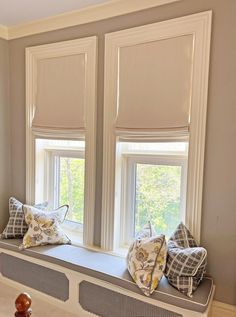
xmin=210 ymin=300 xmax=236 ymax=317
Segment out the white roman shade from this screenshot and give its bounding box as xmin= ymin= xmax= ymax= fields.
xmin=115 ymin=34 xmax=194 ymax=133
xmin=33 ymin=54 xmax=86 ymax=131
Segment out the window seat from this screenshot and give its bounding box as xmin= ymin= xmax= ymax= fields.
xmin=0 ymin=239 xmax=214 ymax=316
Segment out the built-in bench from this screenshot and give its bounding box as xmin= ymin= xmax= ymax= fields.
xmin=0 ymin=240 xmax=214 ymax=317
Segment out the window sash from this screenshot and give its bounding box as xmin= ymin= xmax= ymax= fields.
xmin=49 ymin=148 xmax=85 ymax=243
xmin=119 ymin=153 xmax=187 ymax=247
xmin=45 ymin=148 xmax=85 ymax=222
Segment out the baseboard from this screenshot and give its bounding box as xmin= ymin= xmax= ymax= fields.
xmin=210 ymin=300 xmax=236 ymax=317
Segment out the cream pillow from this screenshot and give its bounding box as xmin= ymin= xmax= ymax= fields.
xmin=127 ymin=226 xmax=167 ymax=296
xmin=20 ymin=205 xmax=71 ymax=250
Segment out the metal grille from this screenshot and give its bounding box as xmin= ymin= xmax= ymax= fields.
xmin=79 ymin=281 xmax=183 ymax=317
xmin=1 ymin=253 xmax=69 ymax=301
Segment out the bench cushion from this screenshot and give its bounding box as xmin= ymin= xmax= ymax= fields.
xmin=0 ymin=239 xmax=213 ymax=313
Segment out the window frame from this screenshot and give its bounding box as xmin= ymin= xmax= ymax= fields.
xmin=26 ymin=37 xmax=97 ymax=246
xmin=102 ymin=12 xmax=212 ymax=251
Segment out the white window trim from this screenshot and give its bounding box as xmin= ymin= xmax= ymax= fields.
xmin=26 ymin=37 xmax=97 ymax=246
xmin=102 ymin=11 xmax=212 ymax=250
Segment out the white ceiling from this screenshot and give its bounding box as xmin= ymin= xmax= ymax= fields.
xmin=0 ymin=0 xmax=112 ymax=26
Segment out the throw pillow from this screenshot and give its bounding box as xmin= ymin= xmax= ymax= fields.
xmin=20 ymin=205 xmax=71 ymax=249
xmin=127 ymin=225 xmax=167 ymax=296
xmin=165 ymin=222 xmax=207 ymax=297
xmin=1 ymin=197 xmax=48 ymax=239
xmin=135 ymin=221 xmax=157 ymax=239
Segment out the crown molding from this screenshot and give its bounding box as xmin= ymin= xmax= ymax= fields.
xmin=0 ymin=25 xmax=8 ymax=40
xmin=0 ymin=0 xmax=181 ymax=40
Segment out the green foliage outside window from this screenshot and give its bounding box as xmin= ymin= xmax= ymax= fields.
xmin=135 ymin=164 xmax=181 ymax=239
xmin=59 ymin=157 xmax=181 ymax=239
xmin=59 ymin=157 xmax=85 ymax=223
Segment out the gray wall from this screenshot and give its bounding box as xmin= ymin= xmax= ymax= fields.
xmin=8 ymin=0 xmax=236 ymax=305
xmin=0 ymin=39 xmax=10 ymax=231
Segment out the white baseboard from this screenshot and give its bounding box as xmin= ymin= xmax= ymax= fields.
xmin=210 ymin=301 xmax=236 ymax=317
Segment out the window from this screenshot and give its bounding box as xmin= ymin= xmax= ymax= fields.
xmin=26 ymin=37 xmax=97 ymax=246
xmin=102 ymin=12 xmax=211 ymax=251
xmin=117 ymin=142 xmax=188 ymax=247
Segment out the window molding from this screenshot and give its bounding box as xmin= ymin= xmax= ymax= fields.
xmin=102 ymin=11 xmax=212 ymax=250
xmin=26 ymin=36 xmax=97 ymax=246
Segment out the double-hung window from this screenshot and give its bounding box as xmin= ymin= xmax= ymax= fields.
xmin=102 ymin=12 xmax=212 ymax=252
xmin=26 ymin=37 xmax=97 ymax=246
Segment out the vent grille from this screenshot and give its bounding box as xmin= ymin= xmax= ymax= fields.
xmin=79 ymin=281 xmax=182 ymax=317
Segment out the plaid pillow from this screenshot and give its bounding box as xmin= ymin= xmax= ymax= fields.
xmin=165 ymin=223 xmax=207 ymax=297
xmin=0 ymin=197 xmax=48 ymax=239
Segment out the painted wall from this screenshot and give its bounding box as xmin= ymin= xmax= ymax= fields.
xmin=0 ymin=39 xmax=11 ymax=231
xmin=8 ymin=0 xmax=236 ymax=305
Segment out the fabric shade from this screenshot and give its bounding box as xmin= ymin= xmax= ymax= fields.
xmin=116 ymin=34 xmax=193 ymax=132
xmin=33 ymin=54 xmax=86 ymax=130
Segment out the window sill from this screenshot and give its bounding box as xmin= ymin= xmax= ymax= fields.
xmin=0 ymin=239 xmax=213 ymax=314
xmin=62 ymin=225 xmax=129 ymax=258
xmin=62 ymin=228 xmax=83 ymax=246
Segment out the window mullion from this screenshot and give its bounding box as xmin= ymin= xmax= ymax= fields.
xmin=180 ymin=160 xmax=188 ymax=224
xmin=124 ymin=157 xmax=137 ymax=246
xmin=53 ymin=155 xmax=60 ymax=209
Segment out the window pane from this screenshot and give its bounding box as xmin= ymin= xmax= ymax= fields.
xmin=135 ymin=163 xmax=182 ymax=238
xmin=59 ymin=157 xmax=85 ymax=224
xmin=120 ymin=141 xmax=188 ymax=155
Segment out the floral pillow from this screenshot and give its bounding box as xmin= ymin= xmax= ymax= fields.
xmin=20 ymin=205 xmax=71 ymax=250
xmin=1 ymin=197 xmax=48 ymax=239
xmin=127 ymin=225 xmax=167 ymax=296
xmin=165 ymin=223 xmax=207 ymax=297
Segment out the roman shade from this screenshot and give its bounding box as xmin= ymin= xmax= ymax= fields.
xmin=32 ymin=53 xmax=86 ymax=131
xmin=115 ymin=35 xmax=194 ymax=133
